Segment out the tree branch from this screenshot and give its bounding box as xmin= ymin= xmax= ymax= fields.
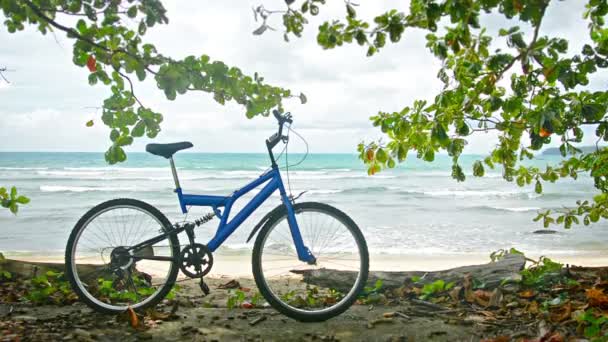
xmin=0 ymin=67 xmax=8 ymax=83
xmin=22 ymin=0 xmax=158 ymax=75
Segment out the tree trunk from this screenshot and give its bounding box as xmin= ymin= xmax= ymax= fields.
xmin=291 ymin=254 xmax=525 ymax=291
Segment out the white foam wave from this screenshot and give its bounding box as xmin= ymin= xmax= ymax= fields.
xmin=0 ymin=167 xmax=48 ymax=170
xmin=478 ymin=205 xmax=541 ymax=212
xmin=305 ymin=189 xmax=343 ymax=195
xmin=40 ymin=185 xmax=138 ymax=193
xmin=423 ymin=189 xmax=540 ymax=199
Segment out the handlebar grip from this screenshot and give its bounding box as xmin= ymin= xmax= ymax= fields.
xmin=273 ymin=109 xmax=282 ymax=121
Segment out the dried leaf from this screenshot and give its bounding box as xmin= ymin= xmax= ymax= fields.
xmin=587 ymin=288 xmax=608 ymax=308
xmin=519 ymin=289 xmax=536 ymax=299
xmin=145 ymin=309 xmax=171 ymax=321
xmin=463 ymin=274 xmax=475 ymax=303
xmin=527 ymin=301 xmax=539 ymax=314
xmin=540 ymin=331 xmax=564 ymax=342
xmin=218 ymin=280 xmax=240 ymax=289
xmin=474 ymin=289 xmax=492 ymax=307
xmin=449 ymin=286 xmax=462 ymax=302
xmin=549 ymin=302 xmax=571 ymax=323
xmin=127 ymin=306 xmax=139 ymax=328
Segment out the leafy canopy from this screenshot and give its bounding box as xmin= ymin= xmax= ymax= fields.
xmin=1 ymin=0 xmax=305 ymax=213
xmin=256 ymin=0 xmax=608 ymax=228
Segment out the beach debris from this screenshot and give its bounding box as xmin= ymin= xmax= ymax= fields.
xmin=248 ymin=315 xmax=267 ymax=326
xmin=218 ymin=279 xmax=240 ymax=289
xmin=367 ymin=317 xmax=394 ymax=329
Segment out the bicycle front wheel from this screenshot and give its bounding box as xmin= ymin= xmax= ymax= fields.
xmin=252 ymin=202 xmax=369 ymax=322
xmin=65 ymin=198 xmax=180 ymax=313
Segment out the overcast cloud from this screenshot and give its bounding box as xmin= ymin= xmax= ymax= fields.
xmin=0 ymin=0 xmax=604 ymax=154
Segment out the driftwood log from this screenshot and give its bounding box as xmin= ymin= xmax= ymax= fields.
xmin=0 ymin=258 xmax=66 ymax=278
xmin=291 ymin=254 xmax=526 ymax=291
xmin=0 ymin=258 xmax=110 ymax=282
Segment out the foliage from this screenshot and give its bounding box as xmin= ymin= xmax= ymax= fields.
xmin=357 ymin=279 xmax=384 ymax=304
xmin=0 ymin=186 xmax=29 ymax=214
xmin=277 ymin=285 xmax=344 ymax=308
xmin=226 ymin=289 xmax=247 ymax=309
xmin=257 ymin=0 xmax=608 ymax=228
xmin=521 ymin=256 xmax=563 ymax=287
xmin=0 ymin=0 xmax=305 ymax=213
xmin=1 ymin=0 xmax=299 ymax=164
xmin=576 ymin=309 xmax=608 ymax=340
xmin=420 ymin=279 xmax=455 ymax=300
xmin=490 ymin=247 xmax=524 ymax=262
xmin=226 ymin=289 xmax=265 ymax=309
xmin=94 ymin=274 xmax=178 ymax=303
xmin=25 ymin=270 xmax=77 ymax=305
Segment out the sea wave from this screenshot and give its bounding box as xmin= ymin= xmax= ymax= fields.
xmin=26 ymin=169 xmax=391 ymax=181
xmin=394 ymin=188 xmax=542 ymax=199
xmin=40 ymin=185 xmax=139 ymax=193
xmin=473 ymin=205 xmax=542 ymax=213
xmin=0 ymin=167 xmax=49 ymax=170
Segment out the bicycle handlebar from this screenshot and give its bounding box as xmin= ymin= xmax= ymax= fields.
xmin=266 ymin=110 xmax=292 ymax=150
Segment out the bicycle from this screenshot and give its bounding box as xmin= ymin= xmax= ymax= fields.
xmin=65 ymin=110 xmax=369 ymax=322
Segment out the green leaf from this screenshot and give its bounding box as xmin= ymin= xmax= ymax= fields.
xmin=535 ymin=180 xmax=543 ymax=194
xmin=376 ymin=148 xmax=388 ymax=163
xmin=86 ymin=120 xmax=94 ymax=127
xmin=16 ymin=196 xmax=29 ymax=204
xmin=132 ymin=120 xmax=146 ymax=137
xmin=473 ymin=161 xmax=485 ymax=177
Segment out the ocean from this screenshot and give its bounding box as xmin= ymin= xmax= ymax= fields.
xmin=0 ymin=152 xmax=606 ymax=259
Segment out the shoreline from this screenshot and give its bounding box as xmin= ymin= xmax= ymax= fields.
xmin=5 ymin=250 xmax=608 ymax=277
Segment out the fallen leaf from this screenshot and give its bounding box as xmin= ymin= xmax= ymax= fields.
xmin=463 ymin=274 xmax=475 ymax=303
xmin=449 ymin=286 xmax=462 ymax=302
xmin=519 ymin=289 xmax=536 ymax=299
xmin=145 ymin=309 xmax=171 ymax=321
xmin=127 ymin=306 xmax=139 ymax=328
xmin=218 ymin=279 xmax=240 ymax=289
xmin=587 ymin=288 xmax=608 ymax=308
xmin=527 ymin=301 xmax=539 ymax=315
xmin=549 ymin=302 xmax=571 ymax=323
xmin=540 ymin=331 xmax=564 ymax=342
xmin=241 ymin=302 xmax=254 ymax=309
xmin=474 ymin=289 xmax=492 ymax=307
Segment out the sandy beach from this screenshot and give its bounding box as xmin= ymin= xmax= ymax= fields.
xmin=7 ymin=250 xmax=608 ymax=277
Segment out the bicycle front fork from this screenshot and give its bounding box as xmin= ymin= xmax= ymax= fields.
xmin=283 ymin=198 xmax=316 ymax=265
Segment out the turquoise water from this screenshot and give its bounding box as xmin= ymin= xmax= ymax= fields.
xmin=0 ymin=152 xmax=606 ymax=256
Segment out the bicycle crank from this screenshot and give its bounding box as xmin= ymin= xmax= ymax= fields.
xmin=179 ymin=243 xmax=213 ymax=278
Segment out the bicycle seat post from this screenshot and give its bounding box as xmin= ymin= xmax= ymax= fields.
xmin=169 ymin=156 xmax=181 ymax=189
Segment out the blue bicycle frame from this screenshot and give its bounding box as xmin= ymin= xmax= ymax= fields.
xmin=174 ymin=166 xmax=315 ymax=263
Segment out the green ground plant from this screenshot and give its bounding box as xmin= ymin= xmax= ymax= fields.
xmin=419 ymin=279 xmax=455 ymax=300
xmin=226 ymin=289 xmax=265 ymax=309
xmin=576 ymin=309 xmax=608 ymax=340
xmin=25 ymin=270 xmax=77 ymax=305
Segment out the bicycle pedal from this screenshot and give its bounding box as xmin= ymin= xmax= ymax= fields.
xmin=199 ymin=278 xmax=210 ymax=296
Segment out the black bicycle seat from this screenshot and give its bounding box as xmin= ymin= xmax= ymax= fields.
xmin=146 ymin=142 xmax=193 ymax=159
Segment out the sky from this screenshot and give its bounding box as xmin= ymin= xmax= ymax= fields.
xmin=0 ymin=0 xmax=605 ymax=154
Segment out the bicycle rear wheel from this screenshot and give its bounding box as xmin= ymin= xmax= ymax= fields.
xmin=252 ymin=202 xmax=369 ymax=322
xmin=65 ymin=198 xmax=179 ymax=313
